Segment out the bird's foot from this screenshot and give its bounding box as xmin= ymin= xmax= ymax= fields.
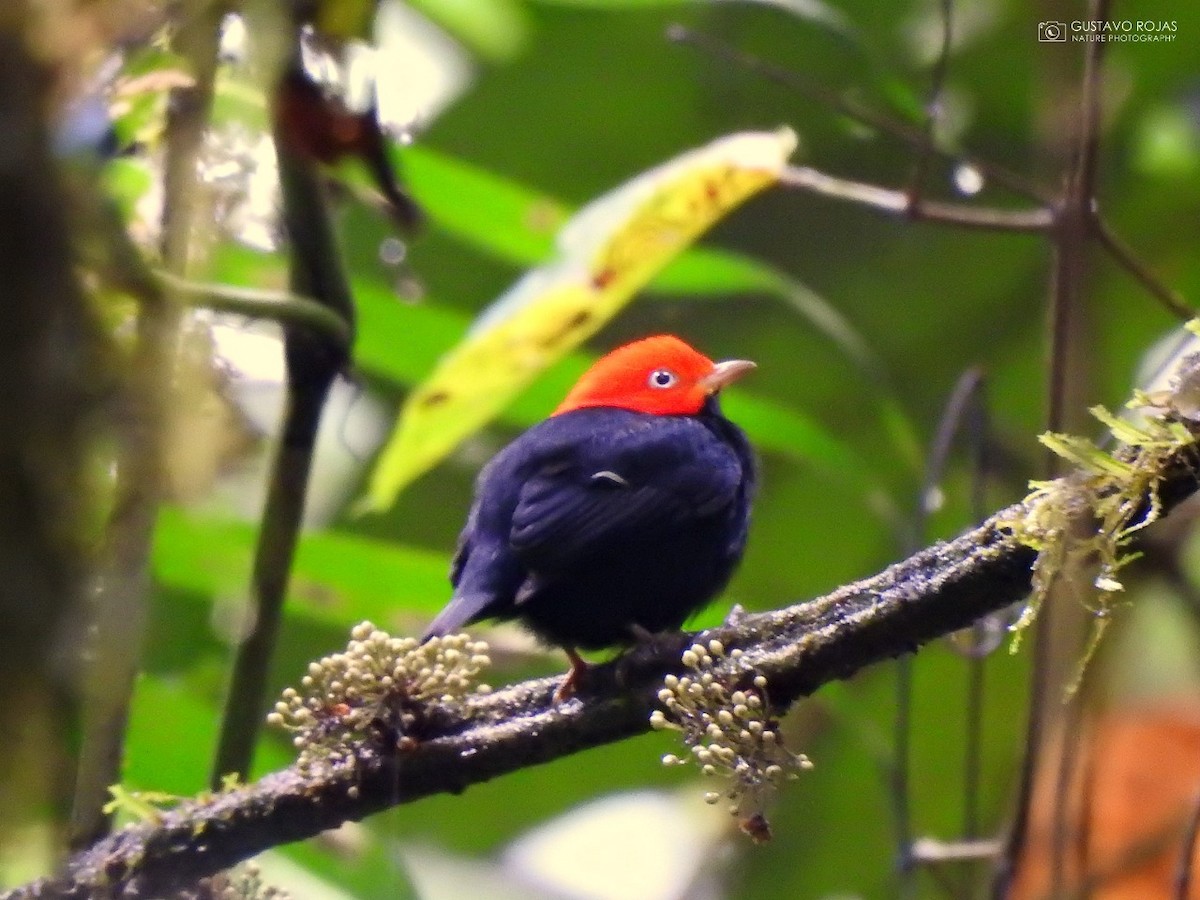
xmin=553 ymin=647 xmax=589 ymax=703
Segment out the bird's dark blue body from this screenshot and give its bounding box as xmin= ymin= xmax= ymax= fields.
xmin=423 ymin=399 xmax=755 ymax=650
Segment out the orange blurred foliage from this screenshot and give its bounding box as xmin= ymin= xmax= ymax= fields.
xmin=1014 ymin=701 xmax=1200 ymax=899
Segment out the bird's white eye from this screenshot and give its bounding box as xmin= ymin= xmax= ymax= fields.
xmin=648 ymin=368 xmax=678 ymax=389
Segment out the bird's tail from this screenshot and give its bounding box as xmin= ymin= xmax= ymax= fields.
xmin=421 ymin=591 xmax=496 ymax=643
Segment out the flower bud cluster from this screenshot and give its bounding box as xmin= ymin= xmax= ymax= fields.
xmin=651 ymin=639 xmax=812 ymax=841
xmin=267 ymin=622 xmax=490 ymax=768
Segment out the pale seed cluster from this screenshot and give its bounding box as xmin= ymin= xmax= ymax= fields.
xmin=651 ymin=639 xmax=812 ymax=841
xmin=267 ymin=622 xmax=490 ymax=768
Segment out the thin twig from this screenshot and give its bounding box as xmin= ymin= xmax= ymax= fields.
xmin=905 ymin=0 xmax=954 ymax=214
xmin=918 ymin=369 xmax=988 ymax=523
xmin=1051 ymin=679 xmax=1086 ymax=896
xmin=912 ymin=838 xmax=1005 ymax=864
xmin=959 ymin=369 xmax=993 ymax=898
xmin=893 ymin=654 xmax=916 ymax=899
xmin=1174 ymin=789 xmax=1200 ymax=899
xmin=1072 ymin=1 xmax=1109 ymax=207
xmin=778 ymin=167 xmax=1051 ymax=232
xmin=895 ymin=367 xmax=988 ymax=899
xmin=1094 ymin=217 xmax=1193 ymax=321
xmin=666 ymin=24 xmax=1048 ymax=202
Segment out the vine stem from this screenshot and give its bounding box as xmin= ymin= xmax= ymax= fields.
xmin=210 ymin=24 xmax=356 ymax=784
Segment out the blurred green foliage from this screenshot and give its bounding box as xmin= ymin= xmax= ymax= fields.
xmin=110 ymin=0 xmax=1199 ymax=896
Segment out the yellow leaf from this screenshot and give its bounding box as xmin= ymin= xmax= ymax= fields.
xmin=361 ymin=128 xmax=799 ymax=511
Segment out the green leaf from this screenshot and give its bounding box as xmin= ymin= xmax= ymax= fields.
xmin=401 ymin=144 xmax=566 ymax=266
xmin=152 ymin=506 xmax=453 ymax=624
xmin=651 ymin=245 xmax=782 ymax=293
xmin=100 ymin=158 xmax=154 ymax=221
xmin=124 ymin=675 xmax=225 ymax=795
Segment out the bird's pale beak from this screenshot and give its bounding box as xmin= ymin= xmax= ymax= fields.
xmin=700 ymin=359 xmax=756 ymax=394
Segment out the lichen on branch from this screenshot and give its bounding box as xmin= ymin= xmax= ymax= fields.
xmin=1001 ymin=342 xmax=1200 ymax=676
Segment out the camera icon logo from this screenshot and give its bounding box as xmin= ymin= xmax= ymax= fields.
xmin=1038 ymin=21 xmax=1068 ymax=42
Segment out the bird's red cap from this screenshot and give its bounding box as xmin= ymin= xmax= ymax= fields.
xmin=553 ymin=335 xmax=756 ymax=417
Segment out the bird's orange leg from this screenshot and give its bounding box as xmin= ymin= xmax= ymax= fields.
xmin=554 ymin=647 xmax=589 ymax=702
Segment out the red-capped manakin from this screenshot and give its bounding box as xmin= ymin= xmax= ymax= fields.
xmin=423 ymin=335 xmax=756 ymax=695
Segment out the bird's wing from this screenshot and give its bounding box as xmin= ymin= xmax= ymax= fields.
xmin=508 ymin=418 xmax=744 ymax=573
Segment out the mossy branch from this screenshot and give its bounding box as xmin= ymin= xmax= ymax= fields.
xmin=9 ymin=406 xmax=1200 ymax=899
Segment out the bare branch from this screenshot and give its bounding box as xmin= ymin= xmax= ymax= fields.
xmin=779 ymin=166 xmax=1052 ymax=232
xmin=1094 ymin=217 xmax=1193 ymax=322
xmin=895 ymin=367 xmax=990 ymax=898
xmin=912 ymin=837 xmax=1004 ymax=864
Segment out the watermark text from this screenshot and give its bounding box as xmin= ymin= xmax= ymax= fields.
xmin=1038 ymin=20 xmax=1178 ymax=43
